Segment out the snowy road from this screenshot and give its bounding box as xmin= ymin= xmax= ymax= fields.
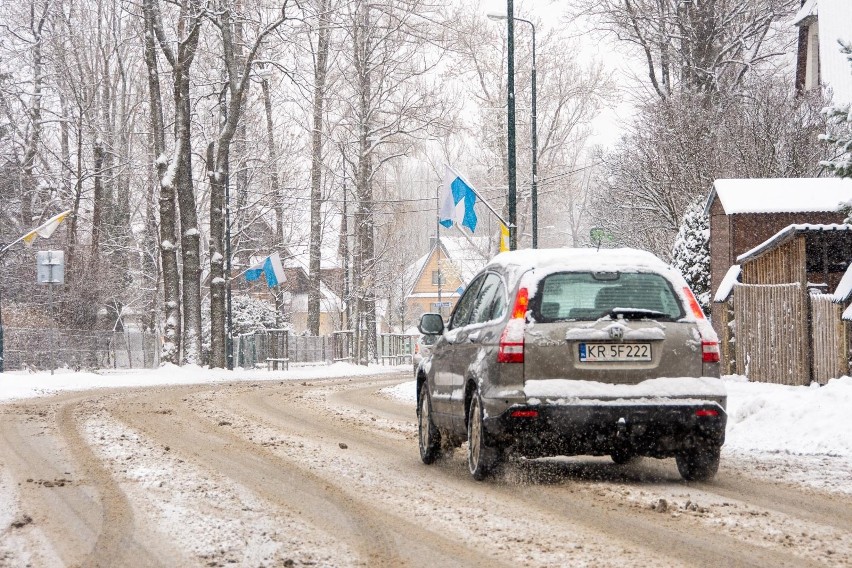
xmin=0 ymin=373 xmax=850 ymax=567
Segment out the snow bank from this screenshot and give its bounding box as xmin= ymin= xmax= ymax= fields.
xmin=724 ymin=375 xmax=852 ymax=458
xmin=0 ymin=363 xmax=408 ymax=404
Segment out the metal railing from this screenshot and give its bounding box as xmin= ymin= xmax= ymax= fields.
xmin=377 ymin=333 xmax=414 ymax=366
xmin=235 ymin=329 xmax=353 ymax=370
xmin=2 ymin=327 xmax=160 ymax=371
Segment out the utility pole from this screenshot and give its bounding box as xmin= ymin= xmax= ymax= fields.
xmin=506 ymin=0 xmax=518 ymax=250
xmin=435 ymin=184 xmax=443 ymax=317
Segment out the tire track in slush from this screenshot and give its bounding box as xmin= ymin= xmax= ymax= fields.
xmin=335 ymin=379 xmax=852 ymax=533
xmin=0 ymin=392 xmax=166 ymax=567
xmin=55 ymin=399 xmax=165 ymax=567
xmin=108 ymin=386 xmax=508 ymax=568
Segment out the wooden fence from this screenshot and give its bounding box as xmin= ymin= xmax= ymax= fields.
xmin=733 ymin=282 xmax=809 ymax=385
xmin=810 ymin=294 xmax=848 ymax=383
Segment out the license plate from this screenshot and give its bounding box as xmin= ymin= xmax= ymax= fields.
xmin=579 ymin=343 xmax=651 ymax=362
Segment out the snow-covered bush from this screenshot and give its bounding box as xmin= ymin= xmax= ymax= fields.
xmin=671 ymin=200 xmax=710 ymax=313
xmin=820 ymin=41 xmax=852 ymax=184
xmin=231 ymin=295 xmax=283 ymax=336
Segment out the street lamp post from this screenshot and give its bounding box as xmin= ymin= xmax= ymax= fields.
xmin=488 ymin=12 xmax=536 ymax=249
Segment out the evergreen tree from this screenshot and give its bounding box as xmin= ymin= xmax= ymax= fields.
xmin=671 ymin=200 xmax=711 ymax=314
xmin=821 ymin=41 xmax=852 ymax=180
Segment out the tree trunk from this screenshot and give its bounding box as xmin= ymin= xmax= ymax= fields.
xmin=261 ymin=78 xmax=283 ymax=247
xmin=172 ymin=9 xmax=203 ymax=365
xmin=308 ymin=0 xmax=332 ymax=336
xmin=143 ymin=0 xmax=181 ymax=363
xmin=208 ymin=141 xmax=227 ymax=368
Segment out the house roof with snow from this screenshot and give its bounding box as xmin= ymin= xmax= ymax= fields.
xmin=404 ymin=235 xmax=491 ymax=297
xmin=704 ymin=178 xmax=852 ymax=216
xmin=832 ymin=263 xmax=852 ymax=303
xmin=714 ymin=264 xmax=741 ymax=303
xmin=736 ymin=223 xmax=852 ymax=264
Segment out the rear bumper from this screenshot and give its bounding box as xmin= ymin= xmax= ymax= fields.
xmin=484 ymin=400 xmax=727 ymax=459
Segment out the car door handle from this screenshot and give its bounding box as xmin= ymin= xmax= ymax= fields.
xmin=468 ymin=331 xmax=481 ymax=342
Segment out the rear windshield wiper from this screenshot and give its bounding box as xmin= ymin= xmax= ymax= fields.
xmin=608 ymin=307 xmax=668 ymax=320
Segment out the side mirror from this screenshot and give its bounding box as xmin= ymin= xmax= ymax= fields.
xmin=418 ymin=313 xmax=444 ymax=336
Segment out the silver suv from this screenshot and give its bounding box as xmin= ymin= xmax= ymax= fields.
xmin=416 ymin=248 xmax=726 ymax=481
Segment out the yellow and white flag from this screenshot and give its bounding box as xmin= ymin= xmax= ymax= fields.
xmin=499 ymin=223 xmax=510 ymax=252
xmin=22 ymin=209 xmax=72 ymax=246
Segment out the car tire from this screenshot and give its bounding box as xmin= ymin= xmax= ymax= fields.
xmin=467 ymin=391 xmax=501 ymax=480
xmin=610 ymin=448 xmax=638 ymax=465
xmin=675 ymin=445 xmax=721 ymax=481
xmin=418 ymin=383 xmax=442 ymax=464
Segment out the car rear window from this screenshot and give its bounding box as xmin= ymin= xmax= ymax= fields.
xmin=533 ymin=272 xmax=684 ymax=321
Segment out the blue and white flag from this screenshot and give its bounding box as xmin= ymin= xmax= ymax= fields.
xmin=439 ymin=165 xmax=478 ymax=233
xmin=245 ymin=252 xmax=287 ymax=288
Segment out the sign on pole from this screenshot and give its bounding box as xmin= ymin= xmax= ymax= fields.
xmin=37 ymin=250 xmax=64 ymax=285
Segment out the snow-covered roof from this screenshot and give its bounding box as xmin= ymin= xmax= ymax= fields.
xmin=704 ymin=178 xmax=852 ymax=216
xmin=791 ymin=0 xmax=817 ymax=26
xmin=440 ymin=236 xmax=491 ymax=283
xmin=843 ymin=303 xmax=852 ymax=321
xmin=714 ymin=265 xmax=741 ymax=303
xmin=403 ymin=251 xmax=431 ymax=297
xmin=736 ymin=223 xmax=852 ymax=264
xmin=404 ymin=235 xmax=490 ymax=297
xmin=832 ymin=263 xmax=852 ymax=303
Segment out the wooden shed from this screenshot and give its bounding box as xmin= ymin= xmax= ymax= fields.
xmin=705 ymin=178 xmax=852 ymax=349
xmin=713 ymin=223 xmax=852 ymax=384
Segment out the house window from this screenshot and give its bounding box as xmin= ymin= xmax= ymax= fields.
xmin=432 ymin=270 xmax=443 ymax=285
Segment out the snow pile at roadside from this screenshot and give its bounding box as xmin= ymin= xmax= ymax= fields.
xmin=382 ymin=376 xmax=852 ymax=459
xmin=724 ymin=375 xmax=852 ymax=458
xmin=0 ymin=363 xmax=408 ymax=403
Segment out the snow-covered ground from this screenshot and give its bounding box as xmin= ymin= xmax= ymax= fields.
xmin=0 ymin=362 xmax=407 ymax=403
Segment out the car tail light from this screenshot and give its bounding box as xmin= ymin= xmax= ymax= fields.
xmin=702 ymin=340 xmax=720 ymax=363
xmin=510 ymin=409 xmax=538 ymax=418
xmin=683 ymin=286 xmax=707 ymax=320
xmin=695 ymin=409 xmax=719 ymax=417
xmin=511 ymin=287 xmax=529 ymax=320
xmin=498 ymin=287 xmax=529 ymax=363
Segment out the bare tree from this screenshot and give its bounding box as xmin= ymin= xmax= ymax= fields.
xmin=207 ymin=0 xmax=289 ymax=368
xmin=338 ymin=0 xmax=451 ymax=362
xmin=572 ymin=0 xmax=798 ymax=98
xmin=595 ymin=83 xmax=829 ymax=257
xmin=307 ymin=0 xmax=333 ymax=336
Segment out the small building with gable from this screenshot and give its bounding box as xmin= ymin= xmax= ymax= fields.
xmin=404 ymin=235 xmax=490 ymax=324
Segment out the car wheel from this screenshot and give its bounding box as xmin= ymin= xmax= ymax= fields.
xmin=675 ymin=445 xmax=721 ymax=481
xmin=418 ymin=383 xmax=442 ymax=464
xmin=467 ymin=391 xmax=501 ymax=480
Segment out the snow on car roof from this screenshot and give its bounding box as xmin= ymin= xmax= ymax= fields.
xmin=486 ymin=247 xmax=671 ymax=273
xmin=705 ymin=178 xmax=852 ymax=215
